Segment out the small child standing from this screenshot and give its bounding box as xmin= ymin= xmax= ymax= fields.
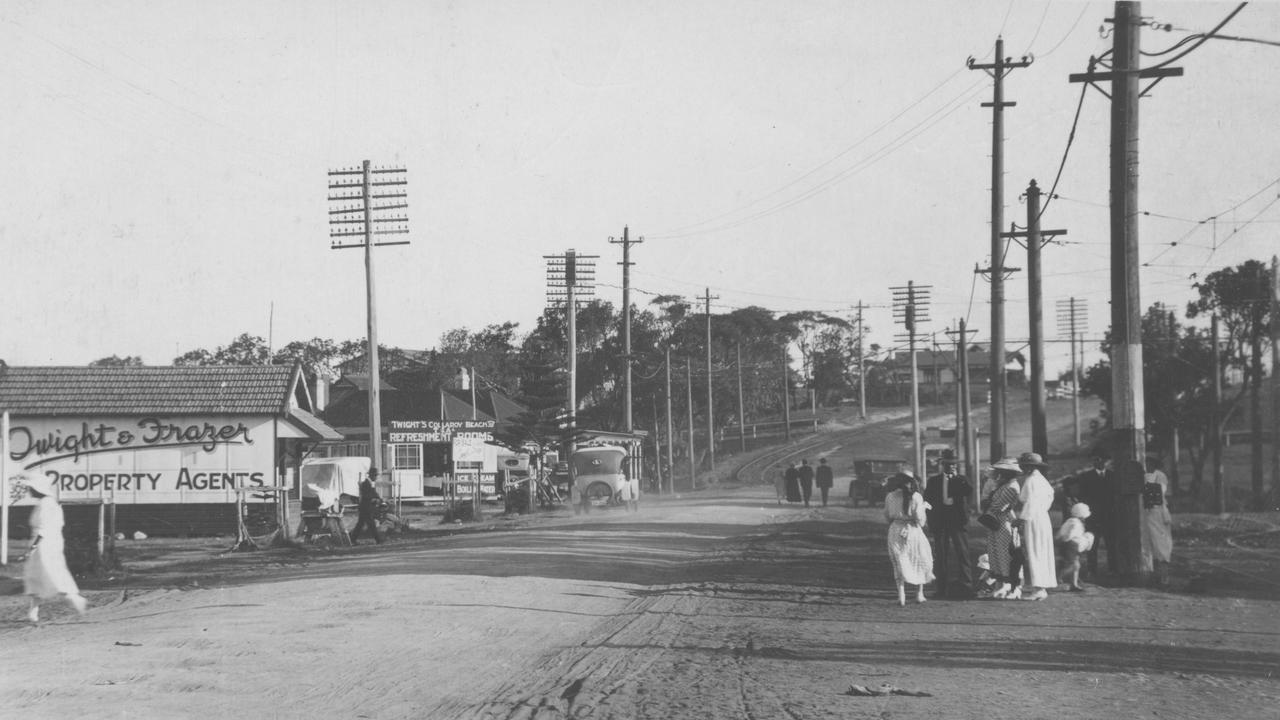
xmin=1056 ymin=502 xmax=1096 ymax=591
xmin=975 ymin=554 xmax=1000 ymax=598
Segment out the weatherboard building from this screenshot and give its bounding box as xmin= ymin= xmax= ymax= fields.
xmin=0 ymin=363 xmax=341 ymax=536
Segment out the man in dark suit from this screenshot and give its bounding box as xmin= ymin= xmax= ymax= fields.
xmin=924 ymin=449 xmax=973 ymax=598
xmin=1073 ymin=452 xmax=1115 ymax=576
xmin=797 ymin=459 xmax=815 ymax=508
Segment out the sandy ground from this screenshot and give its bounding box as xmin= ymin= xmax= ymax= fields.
xmin=2 ymin=398 xmax=1278 ymax=719
xmin=2 ymin=483 xmax=1279 ymax=720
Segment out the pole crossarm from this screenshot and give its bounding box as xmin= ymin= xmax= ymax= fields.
xmin=1070 ymin=64 xmax=1182 ymax=99
xmin=1001 ymin=227 xmax=1067 ymax=249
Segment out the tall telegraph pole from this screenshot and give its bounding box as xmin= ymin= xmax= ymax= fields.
xmin=1002 ymin=179 xmax=1067 ymax=456
xmin=893 ymin=281 xmax=932 ymax=475
xmin=610 ymin=227 xmax=642 ymax=433
xmin=703 ymin=288 xmax=719 ymax=470
xmin=969 ymin=37 xmax=1031 ymax=464
xmin=545 ymin=250 xmax=597 ymax=460
xmin=854 ymin=301 xmax=867 ymax=419
xmin=328 ymin=161 xmax=409 ymax=472
xmin=1071 ymin=1 xmax=1183 ymax=578
xmin=1057 ymin=297 xmax=1088 ymax=449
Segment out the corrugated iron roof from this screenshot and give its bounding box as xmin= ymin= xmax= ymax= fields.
xmin=0 ymin=365 xmax=299 ymax=416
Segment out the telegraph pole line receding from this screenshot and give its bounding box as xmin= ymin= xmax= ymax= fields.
xmin=609 ymin=227 xmax=642 ymax=433
xmin=969 ymin=36 xmax=1032 ymax=464
xmin=328 ymin=160 xmax=410 ymax=472
xmin=1070 ymin=1 xmax=1184 ymax=580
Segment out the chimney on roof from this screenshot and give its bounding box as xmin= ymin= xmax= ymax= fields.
xmin=312 ymin=374 xmax=329 ymax=411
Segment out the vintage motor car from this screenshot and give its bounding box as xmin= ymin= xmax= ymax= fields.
xmin=848 ymin=458 xmax=906 ymax=508
xmin=569 ymin=445 xmax=637 ymax=514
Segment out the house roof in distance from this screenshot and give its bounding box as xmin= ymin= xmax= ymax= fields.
xmin=0 ymin=365 xmax=303 ymax=416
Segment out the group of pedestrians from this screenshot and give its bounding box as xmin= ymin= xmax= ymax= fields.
xmin=882 ymin=448 xmax=1163 ymax=606
xmin=777 ymin=458 xmax=834 ymax=507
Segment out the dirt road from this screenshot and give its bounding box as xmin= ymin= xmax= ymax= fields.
xmin=3 ymin=480 xmax=1279 ymax=720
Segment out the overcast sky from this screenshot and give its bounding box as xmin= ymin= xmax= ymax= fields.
xmin=2 ymin=1 xmax=1277 ymax=377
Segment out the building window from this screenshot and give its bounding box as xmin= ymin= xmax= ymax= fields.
xmin=392 ymin=443 xmax=421 ymax=471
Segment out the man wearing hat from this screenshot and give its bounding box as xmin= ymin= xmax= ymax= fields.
xmin=1073 ymin=451 xmax=1116 ymax=576
xmin=924 ymin=448 xmax=974 ymax=598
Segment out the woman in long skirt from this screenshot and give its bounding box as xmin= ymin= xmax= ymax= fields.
xmin=884 ymin=471 xmax=934 ymax=606
xmin=1016 ymin=452 xmax=1057 ymax=601
xmin=20 ymin=474 xmax=88 ymax=622
xmin=1141 ymin=459 xmax=1174 ymax=584
xmin=985 ymin=458 xmax=1023 ymax=599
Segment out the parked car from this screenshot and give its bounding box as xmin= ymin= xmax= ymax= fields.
xmin=848 ymin=458 xmax=906 ymax=507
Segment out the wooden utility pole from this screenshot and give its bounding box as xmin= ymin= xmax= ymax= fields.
xmin=651 ymin=395 xmax=663 ymax=495
xmin=782 ymin=342 xmax=792 ymax=442
xmin=704 ymin=288 xmax=718 ymax=470
xmin=1057 ymin=297 xmax=1088 ymax=449
xmin=686 ymin=357 xmax=696 ymax=490
xmin=544 ymin=250 xmax=597 ymax=462
xmin=1271 ymin=255 xmax=1280 ymax=499
xmin=1212 ymin=314 xmax=1225 ymax=513
xmin=855 ymin=301 xmax=867 ymax=419
xmin=959 ymin=321 xmax=974 ymax=486
xmin=1070 ymin=1 xmax=1183 ymax=579
xmin=328 ymin=161 xmax=410 ymax=472
xmin=893 ymin=282 xmax=932 ymax=475
xmin=946 ymin=321 xmax=976 ymax=483
xmin=610 ymin=227 xmax=642 ymax=433
xmin=969 ymin=36 xmax=1032 ymax=464
xmin=736 ymin=341 xmax=746 ymax=453
xmin=1003 ymin=179 xmax=1066 ymax=456
xmin=665 ymin=347 xmax=675 ymax=495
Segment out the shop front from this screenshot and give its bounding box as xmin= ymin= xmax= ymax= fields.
xmin=1 ymin=365 xmax=341 ymax=537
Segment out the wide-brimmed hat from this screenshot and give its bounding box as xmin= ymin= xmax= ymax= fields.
xmin=939 ymin=448 xmax=958 ymax=464
xmin=18 ymin=473 xmax=55 ymax=497
xmin=1070 ymin=502 xmax=1092 ymax=520
xmin=1017 ymin=452 xmax=1050 ymax=470
xmin=990 ymin=457 xmax=1021 ymax=474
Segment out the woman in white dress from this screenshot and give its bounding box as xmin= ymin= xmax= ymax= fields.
xmin=884 ymin=471 xmax=934 ymax=606
xmin=1141 ymin=458 xmax=1174 ymax=585
xmin=20 ymin=474 xmax=88 ymax=622
xmin=1015 ymin=452 xmax=1057 ymax=601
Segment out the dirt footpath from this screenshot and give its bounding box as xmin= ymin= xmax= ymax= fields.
xmin=2 ymin=485 xmax=1278 ymax=720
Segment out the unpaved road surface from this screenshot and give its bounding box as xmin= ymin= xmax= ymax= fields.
xmin=3 ymin=482 xmax=1279 ymax=720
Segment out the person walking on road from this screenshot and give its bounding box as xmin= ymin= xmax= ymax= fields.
xmin=783 ymin=462 xmax=802 ymax=504
xmin=985 ymin=458 xmax=1024 ymax=599
xmin=1015 ymin=452 xmax=1056 ymax=601
xmin=350 ymin=468 xmax=385 ymax=545
xmin=924 ymin=448 xmax=974 ymax=599
xmin=798 ymin=459 xmax=815 ymax=508
xmin=815 ymin=458 xmax=834 ymax=507
xmin=19 ymin=474 xmax=88 ymax=622
xmin=883 ymin=471 xmax=934 ymax=606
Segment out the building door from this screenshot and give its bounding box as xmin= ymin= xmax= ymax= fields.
xmin=389 ymin=443 xmax=425 ymax=499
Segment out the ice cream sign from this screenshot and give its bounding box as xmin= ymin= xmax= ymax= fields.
xmin=7 ymin=416 xmax=275 ymax=504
